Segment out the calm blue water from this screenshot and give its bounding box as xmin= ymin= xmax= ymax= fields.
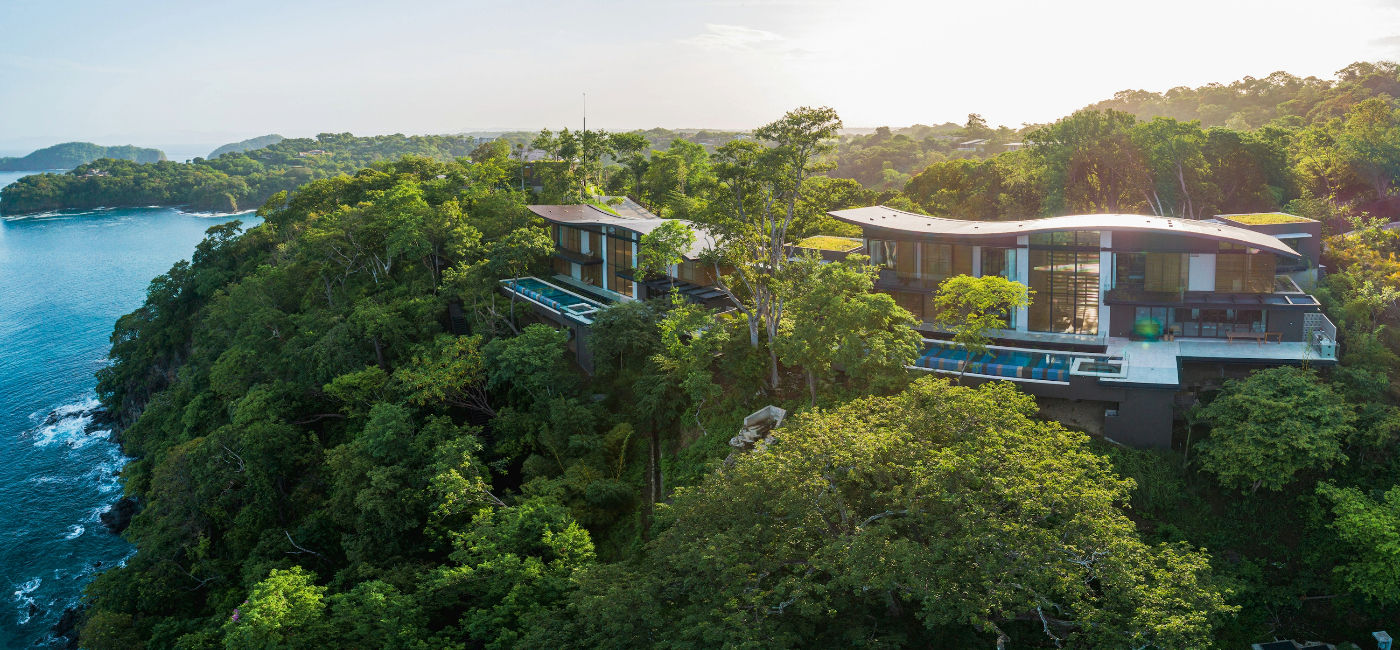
xmin=0 ymin=170 xmax=259 ymax=646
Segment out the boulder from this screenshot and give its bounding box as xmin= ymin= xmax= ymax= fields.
xmin=99 ymin=497 xmax=137 ymax=534
xmin=51 ymin=606 xmax=82 ymax=650
xmin=83 ymin=409 xmax=114 ymax=435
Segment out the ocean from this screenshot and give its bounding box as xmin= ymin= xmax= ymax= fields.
xmin=0 ymin=170 xmax=259 ymax=646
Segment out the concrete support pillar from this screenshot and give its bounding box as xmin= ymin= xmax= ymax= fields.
xmin=1099 ymin=231 xmax=1113 ymax=338
xmin=1015 ymin=235 xmax=1030 ymax=332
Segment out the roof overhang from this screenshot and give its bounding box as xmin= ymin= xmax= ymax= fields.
xmin=528 ymin=204 xmax=717 ymax=260
xmin=828 ymin=206 xmax=1301 ymax=258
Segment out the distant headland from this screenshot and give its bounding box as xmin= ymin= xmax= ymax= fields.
xmin=0 ymin=142 xmax=164 ymax=171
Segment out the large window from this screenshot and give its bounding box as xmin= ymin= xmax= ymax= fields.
xmin=1216 ymin=244 xmax=1275 ymax=293
xmin=1131 ymin=307 xmax=1265 ymax=338
xmin=868 ymin=239 xmax=897 ymax=268
xmin=920 ymin=242 xmax=973 ymax=284
xmin=608 ymin=233 xmax=635 ymax=297
xmin=895 ymin=241 xmax=917 ymax=279
xmin=559 ymin=225 xmax=583 ymax=253
xmin=981 ymin=247 xmax=1016 ymax=280
xmin=1115 ymin=252 xmax=1187 ymax=294
xmin=1028 ymin=231 xmax=1100 ymax=334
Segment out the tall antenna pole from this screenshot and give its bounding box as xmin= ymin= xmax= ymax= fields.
xmin=582 ymin=92 xmax=587 ymax=132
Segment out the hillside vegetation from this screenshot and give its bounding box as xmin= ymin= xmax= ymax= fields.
xmin=0 ymin=133 xmax=482 ymax=214
xmin=75 ymin=104 xmax=1400 ymax=648
xmin=0 ymin=142 xmax=164 ymax=171
xmin=207 ymin=134 xmax=286 ymax=159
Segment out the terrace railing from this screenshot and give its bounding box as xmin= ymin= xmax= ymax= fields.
xmin=1304 ymin=311 xmax=1338 ymax=359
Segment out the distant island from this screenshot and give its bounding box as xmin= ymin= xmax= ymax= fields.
xmin=0 ymin=133 xmax=484 ymax=215
xmin=0 ymin=142 xmax=164 ymax=171
xmin=207 ymin=134 xmax=285 ymax=159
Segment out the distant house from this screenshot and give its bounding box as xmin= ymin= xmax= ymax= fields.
xmin=955 ymin=139 xmax=989 ymax=152
xmin=1003 ymin=142 xmax=1027 ymax=151
xmin=499 ymin=201 xmax=726 ymax=373
xmin=298 ymin=150 xmax=328 ymax=157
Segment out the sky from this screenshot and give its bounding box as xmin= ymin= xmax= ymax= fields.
xmin=4 ymin=0 xmax=1400 ymax=153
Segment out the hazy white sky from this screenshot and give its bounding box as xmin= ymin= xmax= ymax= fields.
xmin=4 ymin=0 xmax=1400 ymax=149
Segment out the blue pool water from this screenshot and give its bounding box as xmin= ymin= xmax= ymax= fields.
xmin=0 ymin=183 xmax=259 ymax=646
xmin=504 ymin=277 xmax=605 ymax=320
xmin=915 ymin=342 xmax=1075 ymax=381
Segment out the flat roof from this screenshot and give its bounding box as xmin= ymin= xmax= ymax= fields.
xmin=1217 ymin=212 xmax=1316 ymax=226
xmin=528 ymin=204 xmax=717 ymax=260
xmin=828 ymin=206 xmax=1301 ymax=258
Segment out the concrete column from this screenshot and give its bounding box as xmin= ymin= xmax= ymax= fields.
xmin=1099 ymin=231 xmax=1113 ymax=338
xmin=913 ymin=241 xmax=922 ymax=279
xmin=632 ymin=240 xmax=640 ymax=299
xmin=600 ymin=230 xmax=610 ymax=292
xmin=971 ymin=246 xmax=982 ymax=278
xmin=1015 ymin=235 xmax=1030 ymax=332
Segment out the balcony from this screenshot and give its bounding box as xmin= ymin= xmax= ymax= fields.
xmin=1104 ymin=286 xmax=1320 ymax=309
xmin=553 ymin=246 xmax=603 ymax=266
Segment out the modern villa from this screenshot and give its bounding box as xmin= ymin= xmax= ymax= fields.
xmin=828 ymin=206 xmax=1335 ymax=448
xmin=504 ymin=200 xmax=1336 ymax=449
xmin=500 ymin=200 xmax=723 ymax=372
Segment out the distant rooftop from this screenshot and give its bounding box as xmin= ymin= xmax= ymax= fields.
xmin=1216 ymin=212 xmax=1315 ymax=226
xmin=794 ymin=235 xmax=863 ymax=252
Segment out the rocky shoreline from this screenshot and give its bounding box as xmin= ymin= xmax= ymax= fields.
xmin=36 ymin=402 xmax=134 ymax=649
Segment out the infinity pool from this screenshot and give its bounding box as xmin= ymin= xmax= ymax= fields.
xmin=913 ymin=342 xmax=1074 ymax=382
xmin=502 ymin=277 xmax=605 ymax=322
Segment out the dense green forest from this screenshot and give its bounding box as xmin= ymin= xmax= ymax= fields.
xmin=1086 ymin=61 xmax=1400 ymax=129
xmin=208 ymin=135 xmax=286 ymax=160
xmin=75 ymin=99 xmax=1400 ymax=648
xmin=828 ymin=117 xmax=1020 ymax=189
xmin=0 ymin=133 xmax=485 ymax=214
xmin=0 ymin=141 xmax=164 ymax=171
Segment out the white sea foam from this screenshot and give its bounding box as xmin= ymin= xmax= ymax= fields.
xmin=180 ymin=208 xmax=258 ymax=218
xmin=63 ymin=525 xmax=84 ymax=541
xmin=13 ymin=578 xmax=41 ymax=625
xmin=27 ymin=396 xmax=103 ymax=447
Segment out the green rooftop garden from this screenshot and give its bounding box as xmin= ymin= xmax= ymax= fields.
xmin=1219 ymin=212 xmax=1311 ymax=225
xmin=795 ymin=235 xmax=863 ymax=252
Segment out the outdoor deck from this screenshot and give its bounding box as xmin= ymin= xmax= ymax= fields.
xmin=911 ymin=334 xmax=1335 ymax=389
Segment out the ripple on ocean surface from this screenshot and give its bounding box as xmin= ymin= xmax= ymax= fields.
xmin=0 ymin=205 xmax=260 ymax=646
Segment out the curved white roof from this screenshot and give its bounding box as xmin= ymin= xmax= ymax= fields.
xmin=828 ymin=206 xmax=1301 ymax=258
xmin=528 ymin=204 xmax=717 ymax=260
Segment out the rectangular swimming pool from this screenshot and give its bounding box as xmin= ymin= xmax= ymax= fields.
xmin=914 ymin=342 xmax=1074 ymax=382
xmin=501 ymin=277 xmax=606 ymax=323
xmin=913 ymin=341 xmax=1125 ymax=383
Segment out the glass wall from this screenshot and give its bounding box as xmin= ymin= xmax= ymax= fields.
xmin=920 ymin=242 xmax=973 ymax=284
xmin=608 ymin=233 xmax=635 ymax=297
xmin=1216 ymin=244 xmax=1275 ymax=293
xmin=1114 ymin=252 xmax=1187 ymax=294
xmin=1028 ymin=231 xmax=1100 ymax=334
xmin=868 ymin=239 xmax=897 ymax=268
xmin=980 ymin=247 xmax=1016 ymax=280
xmin=1132 ymin=307 xmax=1265 ymax=339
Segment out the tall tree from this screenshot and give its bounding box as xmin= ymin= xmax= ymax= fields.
xmin=932 ymin=274 xmax=1033 ymax=369
xmin=1194 ymin=366 xmax=1355 ymax=492
xmin=702 ymin=106 xmax=843 ymax=389
xmin=777 ymin=254 xmax=920 ymax=404
xmin=545 ymin=378 xmax=1235 ymax=648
